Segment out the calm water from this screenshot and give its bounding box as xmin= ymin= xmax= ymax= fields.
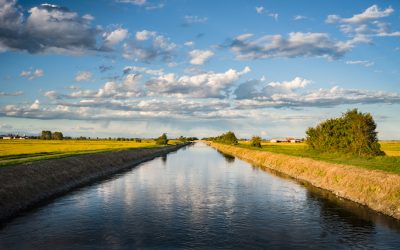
xmin=1 ymin=142 xmax=400 ymax=249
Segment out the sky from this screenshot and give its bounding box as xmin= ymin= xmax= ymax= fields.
xmin=0 ymin=0 xmax=399 ymax=139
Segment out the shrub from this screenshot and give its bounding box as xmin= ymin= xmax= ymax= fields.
xmin=250 ymin=136 xmax=262 ymax=148
xmin=306 ymin=109 xmax=384 ymax=156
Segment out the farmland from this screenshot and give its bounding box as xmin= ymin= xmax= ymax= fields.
xmin=0 ymin=139 xmax=171 ymax=166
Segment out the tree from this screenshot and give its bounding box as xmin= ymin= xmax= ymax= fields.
xmin=250 ymin=136 xmax=262 ymax=148
xmin=306 ymin=109 xmax=384 ymax=156
xmin=41 ymin=130 xmax=52 ymax=140
xmin=156 ymin=133 xmax=168 ymax=145
xmin=52 ymin=132 xmax=63 ymax=140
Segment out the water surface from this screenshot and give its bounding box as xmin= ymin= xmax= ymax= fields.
xmin=1 ymin=142 xmax=400 ymax=249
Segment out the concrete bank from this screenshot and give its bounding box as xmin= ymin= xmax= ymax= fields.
xmin=209 ymin=142 xmax=400 ymax=220
xmin=0 ymin=143 xmax=189 ymax=222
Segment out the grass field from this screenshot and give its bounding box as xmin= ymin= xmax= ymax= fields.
xmin=237 ymin=141 xmax=400 ymax=174
xmin=0 ymin=139 xmax=181 ymax=166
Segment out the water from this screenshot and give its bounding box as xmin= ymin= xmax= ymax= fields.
xmin=1 ymin=142 xmax=400 ymax=249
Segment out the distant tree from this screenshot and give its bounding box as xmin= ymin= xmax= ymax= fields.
xmin=306 ymin=109 xmax=384 ymax=156
xmin=250 ymin=136 xmax=262 ymax=148
xmin=52 ymin=132 xmax=63 ymax=140
xmin=156 ymin=133 xmax=169 ymax=145
xmin=41 ymin=130 xmax=52 ymax=140
xmin=135 ymin=138 xmax=142 ymax=143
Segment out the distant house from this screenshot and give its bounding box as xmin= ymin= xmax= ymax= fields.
xmin=290 ymin=139 xmax=301 ymax=143
xmin=2 ymin=136 xmax=12 ymax=140
xmin=270 ymin=138 xmax=289 ymax=143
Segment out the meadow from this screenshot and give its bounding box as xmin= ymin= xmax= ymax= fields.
xmin=238 ymin=141 xmax=400 ymax=174
xmin=0 ymin=139 xmax=180 ymax=166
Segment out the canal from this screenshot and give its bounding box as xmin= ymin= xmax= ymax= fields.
xmin=1 ymin=142 xmax=400 ymax=249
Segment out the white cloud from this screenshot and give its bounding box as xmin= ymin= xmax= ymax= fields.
xmin=231 ymin=32 xmax=350 ymax=60
xmin=184 ymin=15 xmax=208 ymax=24
xmin=184 ymin=41 xmax=194 ymax=46
xmin=135 ymin=30 xmax=156 ymax=41
xmin=293 ymin=15 xmax=307 ymax=21
xmin=103 ymin=28 xmax=128 ymax=48
xmin=326 ymin=5 xmax=394 ymax=24
xmin=345 ymin=60 xmax=374 ymax=67
xmin=146 ymin=66 xmax=251 ymax=98
xmin=189 ymin=49 xmax=214 ymax=65
xmin=116 ymin=0 xmax=146 ymax=6
xmin=124 ymin=30 xmax=176 ymax=62
xmin=123 ymin=66 xmax=164 ymax=76
xmin=30 ymin=99 xmax=40 ymax=110
xmin=20 ymin=68 xmax=44 ymax=80
xmin=0 ymin=90 xmax=23 ymax=97
xmin=255 ymin=6 xmax=265 ymax=14
xmin=235 ymin=77 xmax=311 ymax=99
xmin=75 ymin=71 xmax=92 ymax=82
xmin=268 ymin=13 xmax=278 ymax=21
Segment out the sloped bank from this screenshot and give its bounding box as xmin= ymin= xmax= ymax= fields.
xmin=208 ymin=142 xmax=400 ymax=220
xmin=0 ymin=143 xmax=189 ymax=222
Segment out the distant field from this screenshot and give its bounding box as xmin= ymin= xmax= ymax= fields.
xmin=0 ymin=139 xmax=180 ymax=166
xmin=238 ymin=141 xmax=400 ymax=174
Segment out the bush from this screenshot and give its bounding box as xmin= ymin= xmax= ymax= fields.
xmin=306 ymin=109 xmax=384 ymax=156
xmin=156 ymin=133 xmax=168 ymax=145
xmin=250 ymin=136 xmax=262 ymax=148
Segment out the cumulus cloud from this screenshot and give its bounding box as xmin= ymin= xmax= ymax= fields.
xmin=102 ymin=28 xmax=128 ymax=49
xmin=75 ymin=71 xmax=92 ymax=82
xmin=123 ymin=30 xmax=176 ymax=62
xmin=231 ymin=32 xmax=350 ymax=60
xmin=255 ymin=6 xmax=265 ymax=14
xmin=135 ymin=30 xmax=156 ymax=41
xmin=146 ymin=66 xmax=251 ymax=98
xmin=30 ymin=99 xmax=40 ymax=110
xmin=326 ymin=5 xmax=394 ymax=24
xmin=0 ymin=1 xmax=100 ymax=54
xmin=235 ymin=77 xmax=311 ymax=100
xmin=345 ymin=60 xmax=374 ymax=67
xmin=327 ymin=5 xmax=400 ymax=40
xmin=20 ymin=68 xmax=44 ymax=80
xmin=189 ymin=49 xmax=214 ymax=65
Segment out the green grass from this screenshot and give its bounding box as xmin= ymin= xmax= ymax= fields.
xmin=0 ymin=139 xmax=182 ymax=166
xmin=237 ymin=141 xmax=400 ymax=174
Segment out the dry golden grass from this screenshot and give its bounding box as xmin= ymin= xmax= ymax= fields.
xmin=209 ymin=142 xmax=400 ymax=220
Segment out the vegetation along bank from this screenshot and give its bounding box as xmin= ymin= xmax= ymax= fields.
xmin=0 ymin=143 xmax=189 ymax=222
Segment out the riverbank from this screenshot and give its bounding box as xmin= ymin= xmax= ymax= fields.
xmin=0 ymin=143 xmax=189 ymax=222
xmin=208 ymin=142 xmax=400 ymax=220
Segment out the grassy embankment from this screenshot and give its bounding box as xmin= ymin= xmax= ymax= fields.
xmin=237 ymin=141 xmax=400 ymax=174
xmin=0 ymin=139 xmax=182 ymax=166
xmin=209 ymin=141 xmax=400 ymax=219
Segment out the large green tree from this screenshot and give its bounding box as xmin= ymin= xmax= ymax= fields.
xmin=41 ymin=130 xmax=52 ymax=140
xmin=306 ymin=109 xmax=384 ymax=156
xmin=52 ymin=132 xmax=64 ymax=140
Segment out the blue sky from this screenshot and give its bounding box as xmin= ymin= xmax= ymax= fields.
xmin=0 ymin=0 xmax=399 ymax=139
